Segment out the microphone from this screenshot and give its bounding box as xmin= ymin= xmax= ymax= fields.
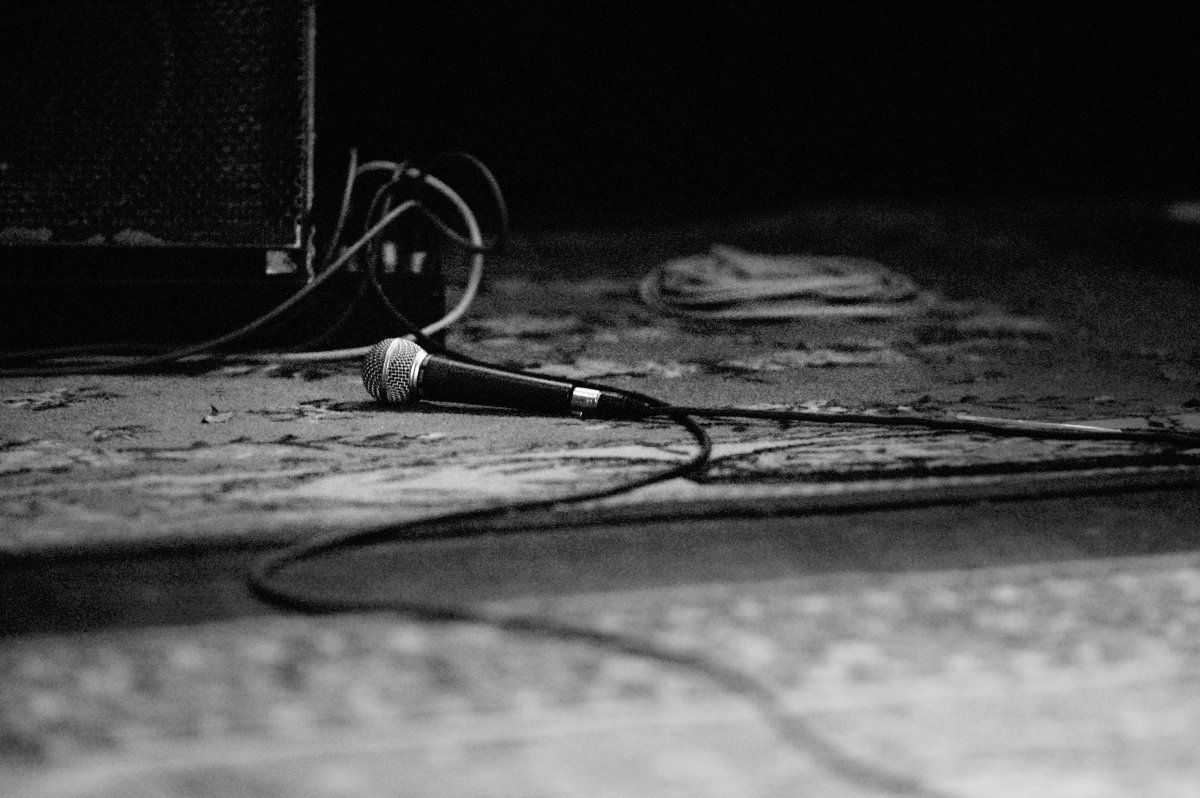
xmin=361 ymin=338 xmax=653 ymax=418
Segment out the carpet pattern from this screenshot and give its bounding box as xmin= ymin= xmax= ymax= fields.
xmin=5 ymin=552 xmax=1200 ymax=797
xmin=4 ymin=202 xmax=1200 ymax=796
xmin=2 ymin=378 xmax=1195 ymax=554
xmin=2 ymin=266 xmax=1196 ymax=554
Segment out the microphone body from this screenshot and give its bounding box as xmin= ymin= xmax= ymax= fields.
xmin=362 ymin=338 xmax=651 ymax=418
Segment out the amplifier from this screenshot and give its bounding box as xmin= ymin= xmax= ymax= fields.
xmin=0 ymin=1 xmax=325 ymax=347
xmin=1 ymin=0 xmax=314 ymax=253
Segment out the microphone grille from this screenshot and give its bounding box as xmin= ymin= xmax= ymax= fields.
xmin=362 ymin=338 xmax=424 ymax=404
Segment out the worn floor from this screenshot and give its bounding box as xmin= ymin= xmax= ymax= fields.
xmin=2 ymin=200 xmax=1200 ymax=797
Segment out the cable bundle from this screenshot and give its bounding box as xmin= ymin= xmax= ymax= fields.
xmin=0 ymin=150 xmax=508 ymax=376
xmin=640 ymin=245 xmax=935 ymax=319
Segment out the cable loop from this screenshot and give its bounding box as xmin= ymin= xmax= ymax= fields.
xmin=0 ymin=149 xmax=503 ymax=373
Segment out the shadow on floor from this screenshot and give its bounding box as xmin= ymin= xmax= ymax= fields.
xmin=4 ymin=485 xmax=1198 ymax=636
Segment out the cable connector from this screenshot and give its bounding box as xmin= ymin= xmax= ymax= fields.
xmin=594 ymin=392 xmax=655 ymax=419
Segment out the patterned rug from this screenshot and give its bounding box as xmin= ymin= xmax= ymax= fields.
xmin=5 ymin=551 xmax=1200 ymax=797
xmin=2 ymin=367 xmax=1197 ymax=555
xmin=2 ymin=264 xmax=1198 ymax=555
xmin=3 ymin=202 xmax=1200 ymax=796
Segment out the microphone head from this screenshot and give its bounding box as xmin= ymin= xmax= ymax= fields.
xmin=362 ymin=338 xmax=427 ymax=404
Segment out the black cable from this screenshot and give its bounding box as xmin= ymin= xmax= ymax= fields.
xmin=246 ymin=383 xmax=1197 ymax=798
xmin=318 ymin=149 xmax=362 ymax=268
xmin=245 ymin=398 xmax=955 ymax=798
xmin=249 ymin=188 xmax=960 ymax=796
xmin=280 ymin=281 xmax=369 ymax=353
xmin=651 ymin=405 xmax=1200 ymax=450
xmin=2 ymin=171 xmax=359 ymax=374
xmin=248 ymin=389 xmax=710 ymax=604
xmin=363 ymin=255 xmax=442 ymax=353
xmin=363 ymin=155 xmax=508 ymax=256
xmin=354 ymin=180 xmax=457 ymax=354
xmin=0 ymin=208 xmax=394 ymax=377
xmin=7 ymin=145 xmax=1180 ymax=793
xmin=245 ymin=379 xmax=970 ymax=797
xmin=0 ymin=150 xmax=507 ymax=377
xmin=421 ymin=150 xmax=511 ymax=251
xmin=252 ymin=295 xmax=1200 ymax=798
xmin=357 ymin=168 xmax=407 ymax=272
xmin=243 ymin=151 xmax=1200 ymax=794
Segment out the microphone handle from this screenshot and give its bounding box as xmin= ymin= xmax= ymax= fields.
xmin=420 ymin=355 xmax=574 ymax=414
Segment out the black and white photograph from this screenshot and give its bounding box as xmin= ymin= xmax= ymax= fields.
xmin=2 ymin=3 xmax=1199 ymax=796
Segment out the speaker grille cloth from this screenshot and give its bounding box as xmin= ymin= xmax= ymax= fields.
xmin=0 ymin=0 xmax=313 ymax=248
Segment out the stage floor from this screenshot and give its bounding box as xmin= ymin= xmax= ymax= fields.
xmin=3 ymin=199 xmax=1200 ymax=797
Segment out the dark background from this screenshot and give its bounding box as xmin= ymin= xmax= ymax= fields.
xmin=317 ymin=2 xmax=1198 ymax=227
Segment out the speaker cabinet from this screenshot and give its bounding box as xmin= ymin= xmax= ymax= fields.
xmin=0 ymin=1 xmax=316 ymax=346
xmin=1 ymin=0 xmax=314 ymax=251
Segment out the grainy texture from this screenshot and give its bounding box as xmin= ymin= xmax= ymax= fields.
xmin=2 ymin=200 xmax=1200 ymax=796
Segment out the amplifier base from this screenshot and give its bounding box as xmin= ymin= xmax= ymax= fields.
xmin=0 ymin=248 xmax=443 ymax=353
